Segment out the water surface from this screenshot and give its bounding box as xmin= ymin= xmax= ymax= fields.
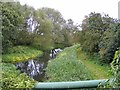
xmin=15 ymin=51 xmax=50 ymax=81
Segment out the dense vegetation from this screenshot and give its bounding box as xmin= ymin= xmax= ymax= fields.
xmin=80 ymin=13 xmax=120 ymax=64
xmin=1 ymin=1 xmax=120 ymax=89
xmin=1 ymin=46 xmax=42 ymax=88
xmin=2 ymin=2 xmax=119 ymax=65
xmin=2 ymin=2 xmax=80 ymax=54
xmin=99 ymin=48 xmax=120 ymax=88
xmin=109 ymin=48 xmax=120 ymax=88
xmin=45 ymin=45 xmax=93 ymax=81
xmin=1 ymin=2 xmax=80 ymax=88
xmin=1 ymin=63 xmax=37 ymax=88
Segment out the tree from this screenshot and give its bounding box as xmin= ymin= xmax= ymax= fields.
xmin=2 ymin=2 xmax=23 ymax=53
xmin=81 ymin=12 xmax=103 ymax=31
xmin=41 ymin=8 xmax=67 ymax=47
xmin=33 ymin=18 xmax=54 ymax=51
xmin=99 ymin=22 xmax=120 ymax=64
xmin=80 ymin=12 xmax=104 ymax=54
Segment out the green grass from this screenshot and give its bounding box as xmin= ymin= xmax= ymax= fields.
xmin=76 ymin=47 xmax=112 ymax=79
xmin=2 ymin=46 xmax=43 ymax=63
xmin=46 ymin=44 xmax=112 ymax=82
xmin=1 ymin=63 xmax=37 ymax=88
xmin=45 ymin=45 xmax=93 ymax=82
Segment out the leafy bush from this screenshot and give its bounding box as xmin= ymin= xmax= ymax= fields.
xmin=99 ymin=23 xmax=120 ymax=64
xmin=16 ymin=30 xmax=35 ymax=46
xmin=110 ymin=48 xmax=120 ymax=87
xmin=45 ymin=45 xmax=93 ymax=82
xmin=80 ymin=30 xmax=101 ymax=54
xmin=99 ymin=48 xmax=120 ymax=88
xmin=2 ymin=46 xmax=43 ymax=63
xmin=1 ymin=63 xmax=37 ymax=88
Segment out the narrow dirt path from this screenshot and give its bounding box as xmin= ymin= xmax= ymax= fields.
xmin=77 ymin=49 xmax=112 ymax=79
xmin=80 ymin=59 xmax=111 ymax=79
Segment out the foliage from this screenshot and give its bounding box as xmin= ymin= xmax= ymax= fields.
xmin=2 ymin=2 xmax=24 ymax=53
xmin=33 ymin=18 xmax=54 ymax=51
xmin=99 ymin=48 xmax=120 ymax=88
xmin=1 ymin=63 xmax=37 ymax=89
xmin=45 ymin=45 xmax=93 ymax=82
xmin=16 ymin=30 xmax=35 ymax=45
xmin=110 ymin=48 xmax=120 ymax=87
xmin=2 ymin=46 xmax=43 ymax=63
xmin=80 ymin=30 xmax=101 ymax=54
xmin=99 ymin=23 xmax=120 ymax=64
xmin=82 ymin=12 xmax=103 ymax=31
xmin=81 ymin=12 xmax=113 ymax=31
xmin=2 ymin=2 xmax=80 ymax=53
xmin=80 ymin=12 xmax=120 ymax=64
xmin=41 ymin=7 xmax=80 ymax=48
xmin=80 ymin=12 xmax=105 ymax=55
xmin=99 ymin=29 xmax=115 ymax=63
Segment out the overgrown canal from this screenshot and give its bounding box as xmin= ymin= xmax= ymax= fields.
xmin=15 ymin=51 xmax=50 ymax=81
xmin=15 ymin=49 xmax=62 ymax=81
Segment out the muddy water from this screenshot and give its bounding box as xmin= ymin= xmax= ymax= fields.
xmin=15 ymin=51 xmax=50 ymax=82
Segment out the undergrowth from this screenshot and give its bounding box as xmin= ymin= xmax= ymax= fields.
xmin=1 ymin=63 xmax=37 ymax=89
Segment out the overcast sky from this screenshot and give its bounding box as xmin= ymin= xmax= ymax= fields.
xmin=18 ymin=0 xmax=119 ymax=24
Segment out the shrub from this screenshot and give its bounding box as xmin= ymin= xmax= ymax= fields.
xmin=1 ymin=63 xmax=37 ymax=88
xmin=99 ymin=23 xmax=120 ymax=64
xmin=99 ymin=48 xmax=120 ymax=88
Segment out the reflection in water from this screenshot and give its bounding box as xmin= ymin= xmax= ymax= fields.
xmin=15 ymin=49 xmax=62 ymax=81
xmin=50 ymin=48 xmax=63 ymax=59
xmin=16 ymin=60 xmax=44 ymax=81
xmin=15 ymin=51 xmax=50 ymax=82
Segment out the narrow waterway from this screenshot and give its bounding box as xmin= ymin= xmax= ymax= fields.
xmin=15 ymin=51 xmax=50 ymax=82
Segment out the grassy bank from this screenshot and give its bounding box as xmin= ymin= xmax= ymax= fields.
xmin=2 ymin=46 xmax=43 ymax=63
xmin=45 ymin=45 xmax=93 ymax=82
xmin=76 ymin=47 xmax=112 ymax=79
xmin=1 ymin=46 xmax=43 ymax=88
xmin=46 ymin=44 xmax=112 ymax=82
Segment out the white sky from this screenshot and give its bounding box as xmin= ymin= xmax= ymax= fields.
xmin=18 ymin=0 xmax=119 ymax=24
